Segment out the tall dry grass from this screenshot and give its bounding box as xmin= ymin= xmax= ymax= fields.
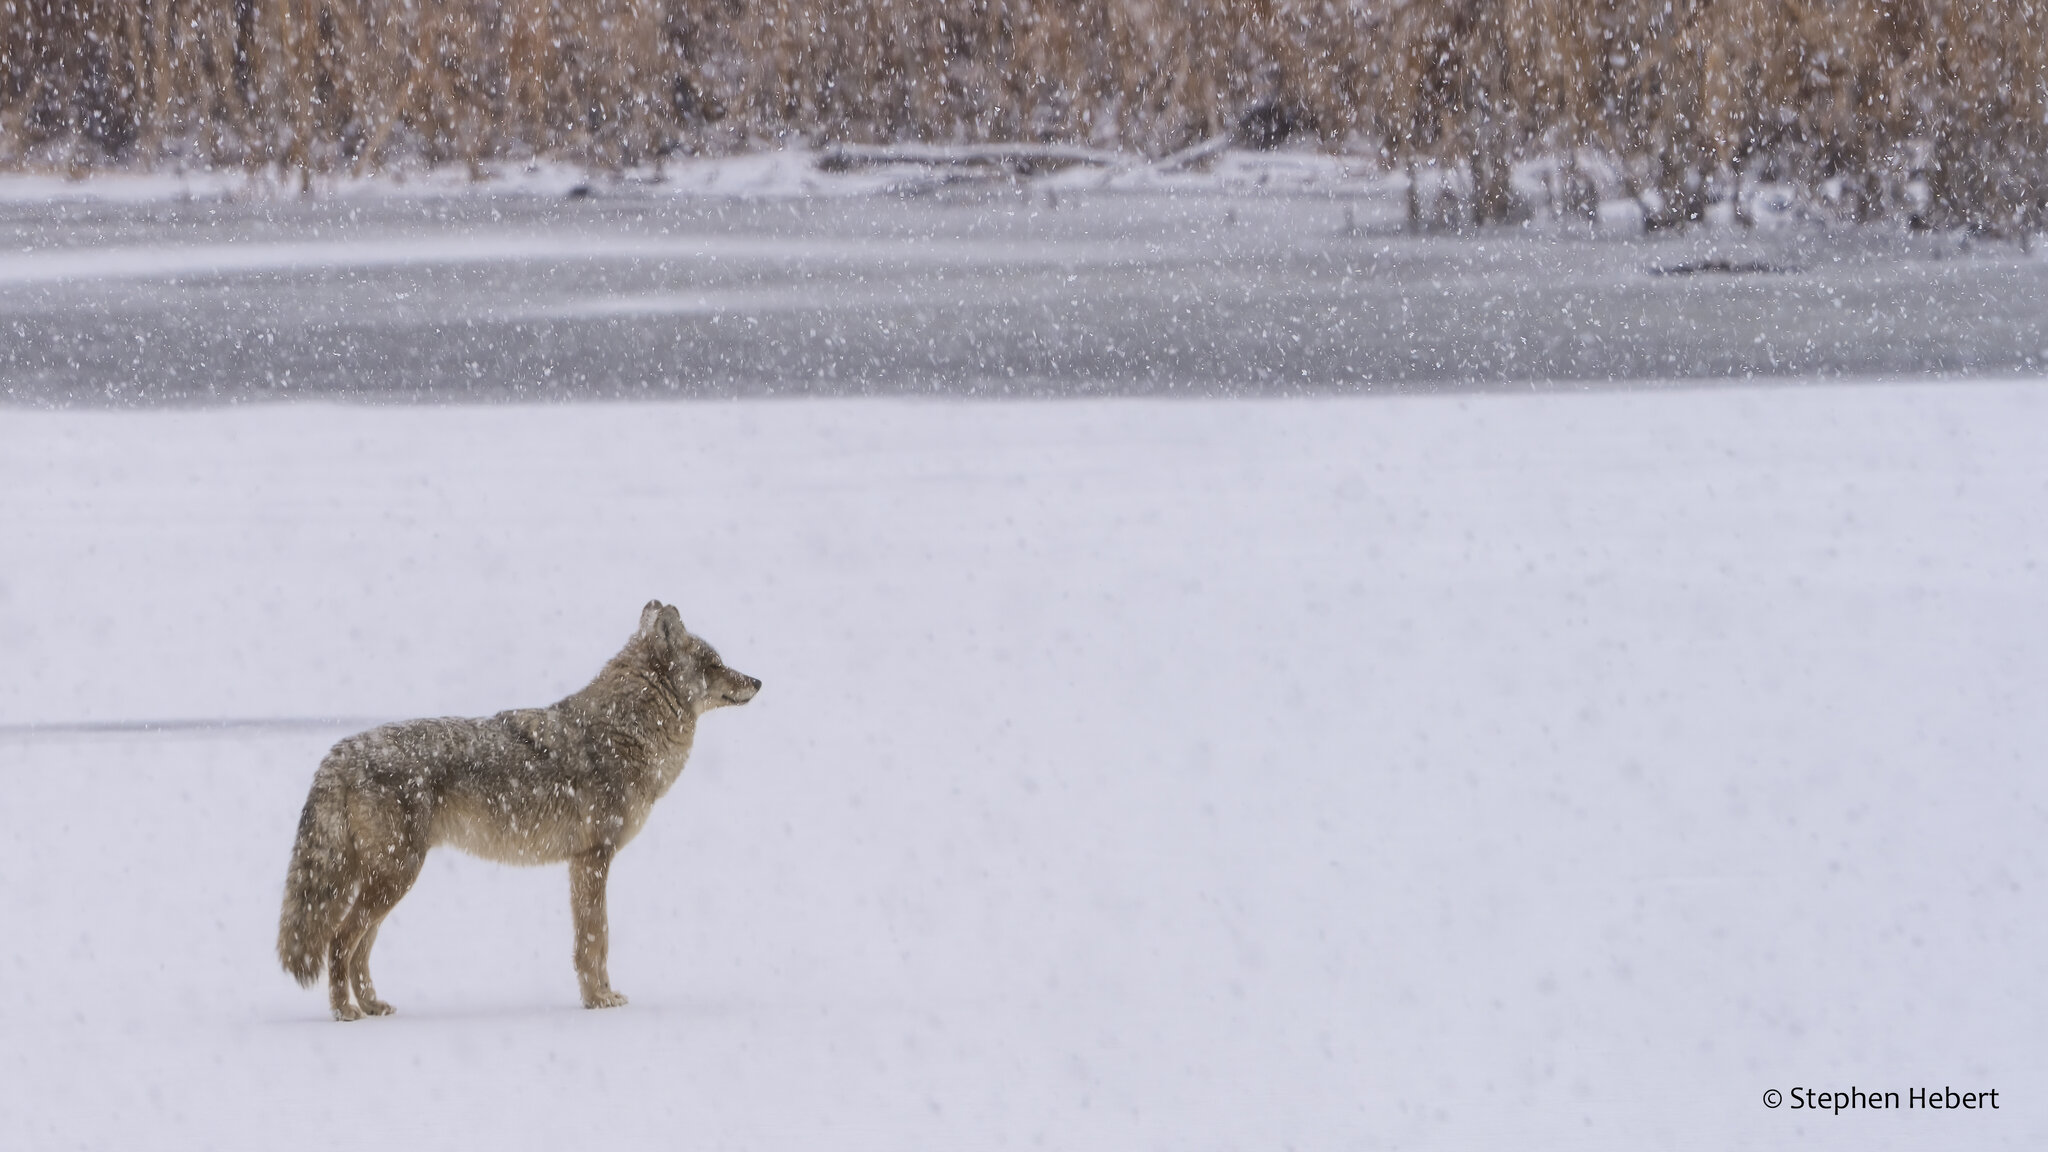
xmin=3 ymin=0 xmax=2044 ymax=228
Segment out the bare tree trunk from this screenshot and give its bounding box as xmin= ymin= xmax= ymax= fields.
xmin=1406 ymin=153 xmax=1423 ymax=233
xmin=1467 ymin=140 xmax=1524 ymax=226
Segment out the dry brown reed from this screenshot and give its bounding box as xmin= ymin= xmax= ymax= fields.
xmin=3 ymin=0 xmax=2044 ymax=228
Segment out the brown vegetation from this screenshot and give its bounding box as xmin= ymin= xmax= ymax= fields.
xmin=3 ymin=0 xmax=2044 ymax=229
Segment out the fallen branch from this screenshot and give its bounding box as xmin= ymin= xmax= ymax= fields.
xmin=815 ymin=142 xmax=1124 ymax=173
xmin=1149 ymin=135 xmax=1234 ymax=172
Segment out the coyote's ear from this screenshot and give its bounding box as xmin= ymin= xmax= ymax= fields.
xmin=655 ymin=604 xmax=686 ymax=642
xmin=638 ymin=600 xmax=666 ymax=635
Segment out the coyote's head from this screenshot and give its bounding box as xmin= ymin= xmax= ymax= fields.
xmin=637 ymin=600 xmax=762 ymax=714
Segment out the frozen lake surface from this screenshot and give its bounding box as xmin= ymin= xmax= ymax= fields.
xmin=4 ymin=175 xmax=2048 ymax=403
xmin=2 ymin=386 xmax=2043 ymax=1149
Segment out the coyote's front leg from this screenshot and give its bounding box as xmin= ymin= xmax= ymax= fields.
xmin=571 ymin=846 xmax=628 ymax=1009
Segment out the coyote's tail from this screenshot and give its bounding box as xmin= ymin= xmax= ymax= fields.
xmin=277 ymin=768 xmax=354 ymax=986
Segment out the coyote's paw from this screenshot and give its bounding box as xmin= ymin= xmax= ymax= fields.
xmin=332 ymin=1004 xmax=364 ymax=1022
xmin=582 ymin=988 xmax=629 ymax=1010
xmin=360 ymin=998 xmax=395 ymax=1017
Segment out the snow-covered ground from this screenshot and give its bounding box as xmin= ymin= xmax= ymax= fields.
xmin=2 ymin=385 xmax=2043 ymax=1149
xmin=0 ymin=148 xmax=1435 ymax=204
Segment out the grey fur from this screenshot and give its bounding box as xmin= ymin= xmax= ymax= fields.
xmin=277 ymin=601 xmax=759 ymax=1020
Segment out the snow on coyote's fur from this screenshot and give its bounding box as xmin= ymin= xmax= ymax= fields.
xmin=277 ymin=601 xmax=760 ymax=1020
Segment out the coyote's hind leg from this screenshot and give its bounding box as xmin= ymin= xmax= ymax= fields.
xmin=329 ymin=848 xmax=425 ymax=1021
xmin=348 ymin=923 xmax=394 ymax=1016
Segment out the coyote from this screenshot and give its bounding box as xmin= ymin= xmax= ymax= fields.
xmin=277 ymin=601 xmax=760 ymax=1020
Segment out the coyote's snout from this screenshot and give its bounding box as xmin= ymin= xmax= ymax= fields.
xmin=277 ymin=601 xmax=759 ymax=1020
